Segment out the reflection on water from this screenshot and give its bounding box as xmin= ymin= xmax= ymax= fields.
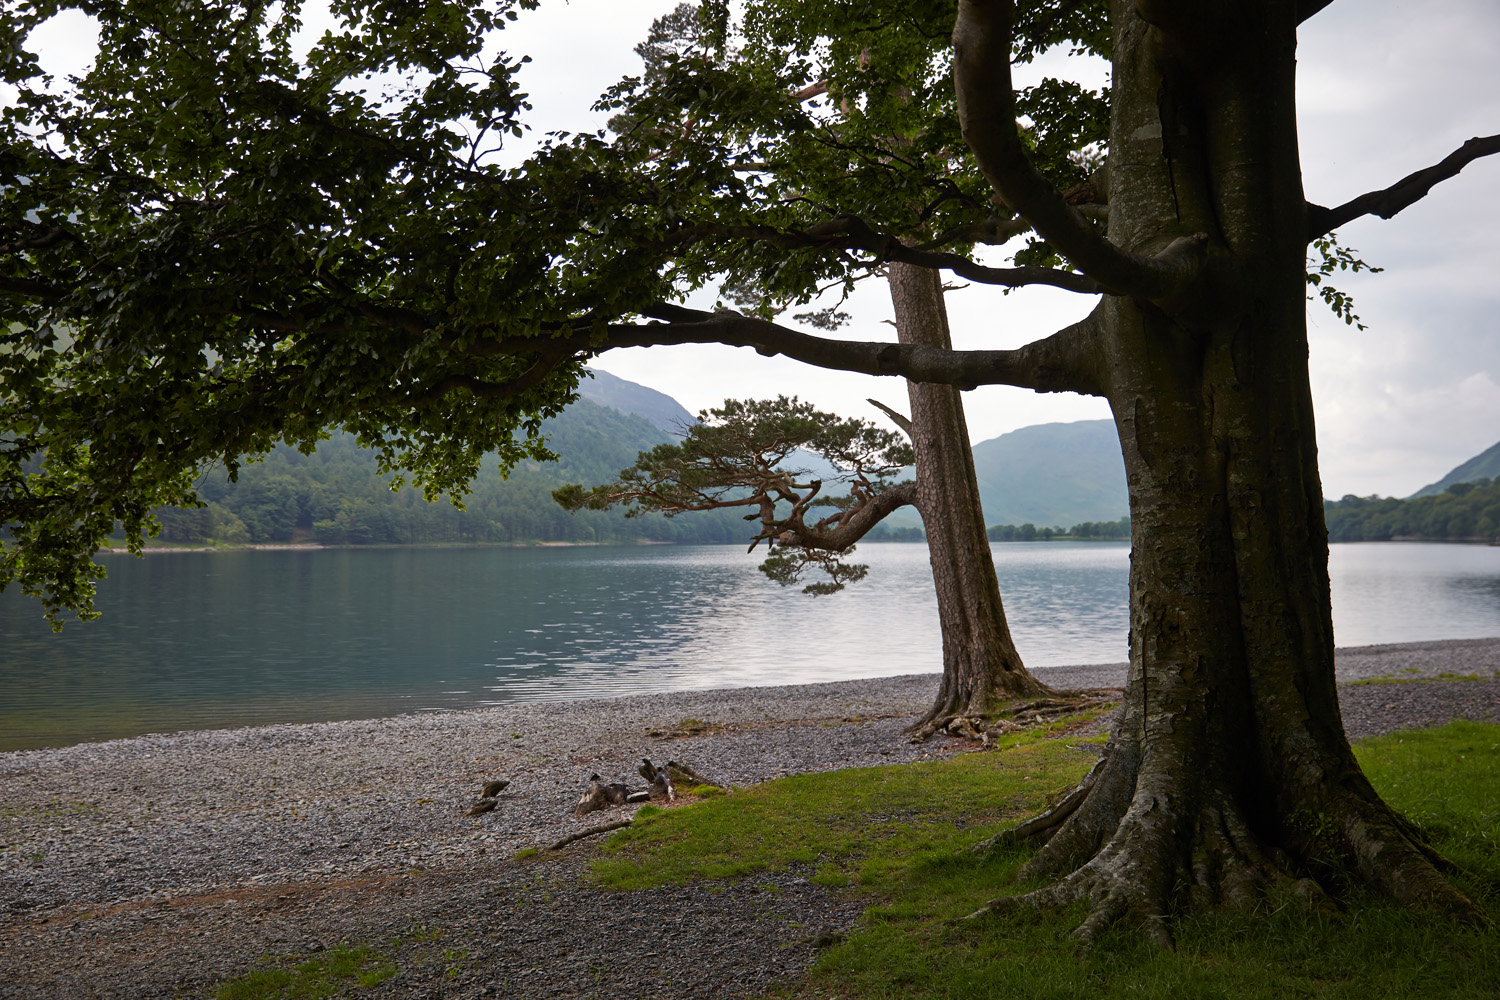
xmin=1 ymin=541 xmax=1496 ymax=750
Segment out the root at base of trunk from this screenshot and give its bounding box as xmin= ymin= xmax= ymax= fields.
xmin=962 ymin=752 xmax=1487 ymax=950
xmin=907 ymin=689 xmax=1120 ymax=743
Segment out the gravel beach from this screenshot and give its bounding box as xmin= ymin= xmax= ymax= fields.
xmin=3 ymin=637 xmax=1498 ymax=999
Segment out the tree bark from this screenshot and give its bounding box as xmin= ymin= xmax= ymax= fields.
xmin=886 ymin=262 xmax=1055 ymax=730
xmin=965 ymin=0 xmax=1483 ymax=943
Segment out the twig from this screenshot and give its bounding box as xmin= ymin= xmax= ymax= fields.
xmin=547 ymin=819 xmax=633 ymax=851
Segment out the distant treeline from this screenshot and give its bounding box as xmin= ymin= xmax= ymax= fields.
xmin=142 ymin=403 xmax=754 ymax=547
xmin=987 ymin=517 xmax=1131 ymax=542
xmin=1324 ymin=478 xmax=1500 ymax=542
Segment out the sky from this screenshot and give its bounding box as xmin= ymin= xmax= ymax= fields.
xmin=18 ymin=1 xmax=1500 ymax=499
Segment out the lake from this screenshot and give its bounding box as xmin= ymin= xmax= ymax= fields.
xmin=2 ymin=541 xmax=1497 ymax=751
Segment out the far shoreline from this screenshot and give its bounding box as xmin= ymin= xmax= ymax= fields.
xmin=95 ymin=536 xmax=1500 ymax=555
xmin=4 ymin=636 xmax=1496 ymax=758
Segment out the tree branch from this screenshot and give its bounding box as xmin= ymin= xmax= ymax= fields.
xmin=0 ymin=276 xmax=65 ymax=302
xmin=952 ymin=0 xmax=1207 ymax=298
xmin=1297 ymin=0 xmax=1337 ymax=24
xmin=674 ymin=218 xmax=1101 ymax=293
xmin=797 ymin=480 xmax=919 ymax=550
xmin=485 ymin=302 xmax=1104 ymax=397
xmin=867 ymin=398 xmax=913 ymax=437
xmin=1306 ymin=134 xmax=1500 ymax=241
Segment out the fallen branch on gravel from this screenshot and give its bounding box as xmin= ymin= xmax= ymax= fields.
xmin=548 ymin=819 xmax=633 ymax=851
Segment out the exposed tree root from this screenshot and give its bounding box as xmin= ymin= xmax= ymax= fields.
xmin=907 ymin=690 xmax=1120 ymax=743
xmin=962 ymin=737 xmax=1486 ymax=950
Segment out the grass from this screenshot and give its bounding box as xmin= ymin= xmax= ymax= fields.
xmin=214 ymin=945 xmax=397 ymax=999
xmin=1348 ymin=670 xmax=1496 ymax=685
xmin=594 ymin=723 xmax=1098 ymax=893
xmin=591 ymin=720 xmax=1500 ymax=1000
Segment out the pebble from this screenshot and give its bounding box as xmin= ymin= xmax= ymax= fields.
xmin=1 ymin=637 xmax=1495 ymax=998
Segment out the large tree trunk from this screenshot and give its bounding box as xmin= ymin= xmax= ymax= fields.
xmin=886 ymin=262 xmax=1055 ymax=730
xmin=970 ymin=0 xmax=1482 ymax=942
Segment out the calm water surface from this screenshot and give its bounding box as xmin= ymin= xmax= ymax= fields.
xmin=2 ymin=541 xmax=1496 ymax=750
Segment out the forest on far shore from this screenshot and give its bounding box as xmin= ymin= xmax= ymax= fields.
xmin=1324 ymin=478 xmax=1500 ymax=542
xmin=126 ymin=400 xmax=1497 ymax=550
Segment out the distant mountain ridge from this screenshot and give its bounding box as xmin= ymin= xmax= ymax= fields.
xmin=574 ymin=377 xmax=1131 ymax=529
xmin=1409 ymin=438 xmax=1500 ymax=498
xmin=969 ymin=420 xmax=1128 ymax=527
xmin=578 ymin=368 xmax=696 ymax=437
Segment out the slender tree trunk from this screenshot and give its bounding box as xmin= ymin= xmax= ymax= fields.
xmin=886 ymin=262 xmax=1054 ymax=729
xmin=970 ymin=1 xmax=1480 ymax=942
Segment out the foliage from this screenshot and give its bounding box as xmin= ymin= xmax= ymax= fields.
xmin=1307 ymin=232 xmax=1383 ymax=331
xmin=594 ymin=722 xmax=1500 ymax=999
xmin=1324 ymin=478 xmax=1500 ymax=542
xmin=0 ymin=0 xmax=1127 ymax=624
xmin=555 ymin=396 xmax=914 ymax=593
xmin=988 ymin=515 xmax=1130 ymax=541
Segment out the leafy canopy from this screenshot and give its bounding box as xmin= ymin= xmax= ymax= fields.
xmin=0 ymin=0 xmax=1114 ymax=625
xmin=0 ymin=0 xmax=1379 ymax=626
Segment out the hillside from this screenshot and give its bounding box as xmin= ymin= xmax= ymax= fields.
xmin=1325 ymin=477 xmax=1500 ymax=542
xmin=1410 ymin=438 xmax=1500 ymax=498
xmin=577 ymin=367 xmax=696 ymax=436
xmin=148 ymin=394 xmax=746 ymax=547
xmin=139 ymin=376 xmax=1140 ymax=546
xmin=969 ymin=420 xmax=1129 ymax=527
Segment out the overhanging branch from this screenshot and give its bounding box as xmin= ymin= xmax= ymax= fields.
xmin=1307 ymin=134 xmax=1500 ymax=241
xmin=485 ymin=302 xmax=1105 ymax=396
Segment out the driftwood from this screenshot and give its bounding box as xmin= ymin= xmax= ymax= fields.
xmin=649 ymin=766 xmax=674 ymax=802
xmin=575 ymin=760 xmax=726 ymax=818
xmin=638 ymin=758 xmax=726 ymax=791
xmin=463 ymin=778 xmax=513 ymax=816
xmin=547 ymin=819 xmax=633 ymax=851
xmin=573 ymin=773 xmax=632 ymax=817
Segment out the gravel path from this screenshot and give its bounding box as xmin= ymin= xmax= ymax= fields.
xmin=2 ymin=637 xmax=1497 ymax=999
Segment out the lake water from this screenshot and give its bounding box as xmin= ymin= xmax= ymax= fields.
xmin=2 ymin=541 xmax=1497 ymax=751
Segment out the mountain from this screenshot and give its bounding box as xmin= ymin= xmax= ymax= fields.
xmin=149 ymin=387 xmax=746 ymax=547
xmin=577 ymin=368 xmax=696 ymax=437
xmin=147 ymin=373 xmax=1132 ymax=545
xmin=1409 ymin=438 xmax=1500 ymax=498
xmin=969 ymin=420 xmax=1128 ymax=527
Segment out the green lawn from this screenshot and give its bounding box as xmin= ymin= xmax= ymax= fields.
xmin=594 ymin=721 xmax=1500 ymax=1000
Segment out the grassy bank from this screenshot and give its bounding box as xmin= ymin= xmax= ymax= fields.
xmin=597 ymin=721 xmax=1500 ymax=1000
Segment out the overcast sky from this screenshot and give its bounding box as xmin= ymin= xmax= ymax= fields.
xmin=20 ymin=1 xmax=1500 ymax=498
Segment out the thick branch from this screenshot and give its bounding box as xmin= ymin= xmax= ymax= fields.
xmin=0 ymin=275 xmax=65 ymax=302
xmin=376 ymin=346 xmax=571 ymax=409
xmin=1306 ymin=134 xmax=1500 ymax=240
xmin=675 ymin=219 xmax=1100 ymax=293
xmin=952 ymin=0 xmax=1205 ymax=298
xmin=795 ymin=480 xmax=919 ymax=551
xmin=1297 ymin=0 xmax=1337 ymax=24
xmin=489 ymin=303 xmax=1104 ymax=396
